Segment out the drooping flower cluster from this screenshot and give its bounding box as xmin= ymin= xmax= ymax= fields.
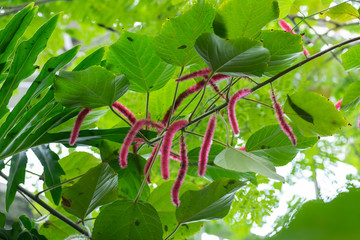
xmin=228 ymin=88 xmax=252 ymax=135
xmin=198 ymin=115 xmax=216 ymax=176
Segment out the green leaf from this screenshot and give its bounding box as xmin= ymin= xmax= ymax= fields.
xmin=107 ymin=31 xmax=175 ymax=93
xmin=0 ymin=4 xmax=36 ymax=74
xmin=19 ymin=215 xmax=32 ymax=231
xmin=148 ymin=181 xmax=203 ymax=239
xmin=0 ymin=13 xmax=60 ymax=119
xmin=326 ymin=3 xmax=360 ymax=22
xmin=287 ymin=95 xmax=314 ymax=124
xmin=54 ymin=66 xmax=130 ymax=108
xmin=0 ymin=160 xmax=4 ymax=170
xmin=267 ymin=189 xmax=360 ymax=240
xmin=284 ymin=91 xmax=348 ymax=136
xmin=245 ymin=124 xmax=318 ymax=166
xmin=104 ymin=141 xmax=150 ymax=201
xmin=154 ymin=0 xmax=216 ymax=66
xmin=73 ymin=47 xmax=106 ymax=71
xmin=341 ymin=44 xmax=360 ymax=72
xmin=0 ymin=46 xmax=80 ymax=142
xmin=257 ymin=30 xmax=303 ymax=76
xmin=195 ymin=33 xmax=270 ymax=77
xmin=32 ymin=145 xmax=65 ymax=205
xmin=187 ymin=145 xmax=255 ymax=181
xmin=92 ymin=200 xmax=163 ymax=240
xmin=176 ymin=178 xmax=246 ymax=223
xmin=341 ymin=81 xmax=360 ymax=111
xmin=0 ymin=212 xmax=5 ymax=228
xmin=61 ymin=163 xmax=118 ymax=220
xmin=214 ymin=147 xmax=285 ymax=182
xmin=39 ymin=213 xmax=78 ymax=240
xmin=215 ymin=0 xmax=279 ymax=38
xmin=278 ymin=0 xmax=295 ymax=18
xmin=6 ymin=151 xmax=28 ymax=211
xmin=58 ymin=152 xmax=101 ymax=183
xmin=0 ymin=219 xmax=23 ymax=240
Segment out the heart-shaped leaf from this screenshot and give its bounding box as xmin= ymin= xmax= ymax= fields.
xmin=246 ymin=124 xmax=318 ymax=166
xmin=92 ymin=200 xmax=163 ymax=240
xmin=195 ymin=33 xmax=270 ymax=77
xmin=214 ymin=147 xmax=284 ymax=182
xmin=107 ymin=31 xmax=175 ymax=93
xmin=54 ymin=66 xmax=129 ymax=108
xmin=154 ymin=0 xmax=216 ymax=66
xmin=284 ymin=91 xmax=348 ymax=136
xmin=61 ymin=163 xmax=117 ymax=220
xmin=176 ymin=178 xmax=246 ymax=223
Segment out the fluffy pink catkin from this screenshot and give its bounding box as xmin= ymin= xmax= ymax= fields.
xmin=209 ymin=80 xmax=225 ymax=99
xmin=278 ymin=20 xmax=309 ymax=56
xmin=171 ymin=135 xmax=188 ymax=206
xmin=271 ymin=92 xmax=297 ymax=145
xmin=176 ymin=68 xmax=211 ymax=82
xmin=112 ymin=101 xmax=137 ymax=124
xmin=335 ymin=99 xmax=343 ymax=110
xmin=198 ymin=115 xmax=216 ymax=176
xmin=228 ymin=88 xmax=252 ymax=135
xmin=161 ymin=120 xmax=188 ymax=180
xmin=119 ymin=119 xmax=164 ymax=168
xmin=144 ymin=144 xmax=159 ymax=184
xmin=69 ymin=108 xmax=93 ymax=146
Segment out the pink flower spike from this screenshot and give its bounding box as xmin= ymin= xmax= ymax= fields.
xmin=176 ymin=68 xmax=211 ymax=82
xmin=271 ymin=92 xmax=297 ymax=146
xmin=161 ymin=120 xmax=188 ymax=180
xmin=211 ymin=74 xmax=230 ymax=82
xmin=171 ymin=135 xmax=188 ymax=206
xmin=144 ymin=144 xmax=159 ymax=184
xmin=303 ymin=47 xmax=310 ymax=57
xmin=112 ymin=101 xmax=137 ymax=124
xmin=335 ymin=99 xmax=343 ymax=110
xmin=198 ymin=115 xmax=216 ymax=176
xmin=279 ymin=20 xmax=295 ymax=34
xmin=69 ymin=108 xmax=93 ymax=146
xmin=228 ymin=88 xmax=252 ymax=135
xmin=238 ymin=146 xmax=246 ymax=151
xmin=119 ymin=119 xmax=148 ymax=168
xmin=209 ymin=80 xmax=225 ymax=99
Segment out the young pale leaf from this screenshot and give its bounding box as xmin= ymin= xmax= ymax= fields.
xmin=92 ymin=200 xmax=163 ymax=240
xmin=6 ymin=151 xmax=28 ymax=211
xmin=246 ymin=124 xmax=318 ymax=166
xmin=326 ymin=2 xmax=360 ymax=22
xmin=341 ymin=44 xmax=360 ymax=72
xmin=148 ymin=181 xmax=202 ymax=239
xmin=215 ymin=0 xmax=279 ymax=38
xmin=341 ymin=81 xmax=360 ymax=111
xmin=214 ymin=148 xmax=284 ymax=182
xmin=107 ymin=31 xmax=175 ymax=93
xmin=54 ymin=66 xmax=129 ymax=108
xmin=154 ymin=0 xmax=216 ymax=66
xmin=61 ymin=163 xmax=117 ymax=220
xmin=257 ymin=30 xmax=303 ymax=76
xmin=284 ymin=91 xmax=348 ymax=137
xmin=195 ymin=33 xmax=270 ymax=77
xmin=0 ymin=13 xmax=60 ymax=119
xmin=0 ymin=46 xmax=80 ymax=142
xmin=32 ymin=145 xmax=65 ymax=205
xmin=0 ymin=3 xmax=36 ymax=74
xmin=73 ymin=47 xmax=106 ymax=71
xmin=176 ymin=178 xmax=246 ymax=223
xmin=187 ymin=145 xmax=255 ymax=182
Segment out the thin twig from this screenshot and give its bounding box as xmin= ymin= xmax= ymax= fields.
xmin=0 ymin=171 xmax=89 ymax=237
xmin=18 ymin=191 xmax=43 ymax=216
xmin=165 ymin=223 xmax=182 ymax=240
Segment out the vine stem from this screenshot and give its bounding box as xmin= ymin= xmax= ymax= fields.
xmin=0 ymin=171 xmax=90 ymax=237
xmin=18 ymin=191 xmax=43 ymax=216
xmin=165 ymin=223 xmax=181 ymax=240
xmin=167 ymin=67 xmax=184 ymax=127
xmin=183 ymin=130 xmax=227 ymax=147
xmin=146 ymin=91 xmax=150 ymax=130
xmin=243 ymin=97 xmax=273 ymax=109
